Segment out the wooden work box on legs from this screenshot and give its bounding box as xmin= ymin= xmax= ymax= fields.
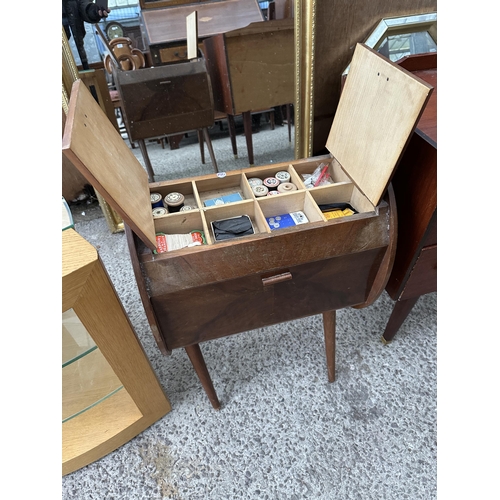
xmin=203 ymin=19 xmax=294 ymax=165
xmin=112 ymin=53 xmax=218 ymax=183
xmin=62 ymin=44 xmax=433 ymax=409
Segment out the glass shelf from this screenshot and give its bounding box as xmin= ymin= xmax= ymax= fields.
xmin=62 ymin=308 xmax=124 ymax=422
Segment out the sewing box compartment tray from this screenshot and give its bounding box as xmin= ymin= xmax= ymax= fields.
xmin=62 ymin=43 xmax=433 ymax=356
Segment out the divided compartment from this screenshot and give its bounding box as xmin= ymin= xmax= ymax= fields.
xmin=203 ymin=199 xmax=270 ymax=243
xmin=257 ymin=190 xmax=324 ymax=230
xmin=292 ymin=157 xmax=352 ymax=187
xmin=196 ymin=173 xmax=253 ymax=207
xmin=149 ymin=180 xmax=200 ymax=216
xmin=293 ymin=156 xmax=377 ymax=217
xmin=245 ymin=164 xmax=305 ymax=191
xmin=153 ymin=209 xmax=211 ymax=246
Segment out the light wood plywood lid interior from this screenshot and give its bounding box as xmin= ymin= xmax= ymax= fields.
xmin=326 ymin=43 xmax=433 ymax=207
xmin=62 ymin=80 xmax=157 ymax=250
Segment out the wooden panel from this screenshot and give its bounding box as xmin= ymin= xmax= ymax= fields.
xmin=203 ymin=34 xmax=233 ymax=113
xmin=311 ymin=0 xmax=437 ymax=154
xmin=225 ymin=19 xmax=294 ymax=113
xmin=385 ymin=132 xmax=436 ymax=299
xmin=62 ymin=229 xmax=97 ymax=312
xmin=141 ymin=0 xmax=263 ymax=46
xmin=63 ymin=388 xmax=143 ymax=475
xmin=139 ymin=207 xmax=390 ymax=294
xmin=62 ymin=80 xmax=157 ymax=251
xmin=326 ymin=44 xmax=433 ymax=207
xmin=151 ymin=248 xmax=385 ymax=349
xmin=400 ymin=244 xmax=437 ymax=299
xmin=114 ymin=60 xmax=214 ymax=140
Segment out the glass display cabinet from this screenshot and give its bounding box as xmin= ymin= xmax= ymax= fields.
xmin=62 ymin=202 xmax=171 ymax=475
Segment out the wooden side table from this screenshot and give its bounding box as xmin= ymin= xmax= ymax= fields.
xmin=62 ymin=225 xmax=171 ymax=475
xmin=382 ymin=53 xmax=437 ymax=343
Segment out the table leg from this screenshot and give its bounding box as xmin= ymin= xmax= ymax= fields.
xmin=227 ymin=114 xmax=238 ymax=158
xmin=197 ymin=129 xmax=205 ymax=164
xmin=382 ymin=296 xmax=420 ymax=344
xmin=323 ymin=310 xmax=336 ymax=382
xmin=242 ymin=111 xmax=254 ymax=166
xmin=185 ymin=344 xmax=221 ymax=410
xmin=137 ymin=139 xmax=155 ymax=183
xmin=202 ymin=127 xmax=218 ymax=173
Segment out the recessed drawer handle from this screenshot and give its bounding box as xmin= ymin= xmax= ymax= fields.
xmin=262 ymin=272 xmax=293 ymax=286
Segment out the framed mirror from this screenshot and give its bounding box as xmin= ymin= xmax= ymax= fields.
xmin=342 ymin=12 xmax=437 ymax=77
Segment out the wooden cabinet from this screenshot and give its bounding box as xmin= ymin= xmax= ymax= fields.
xmin=203 ymin=18 xmax=294 ymax=165
xmin=139 ymin=0 xmax=264 ymax=65
xmin=62 ymin=44 xmax=433 ymax=409
xmin=62 ymin=227 xmax=171 ymax=475
xmin=382 ymin=53 xmax=437 ymax=343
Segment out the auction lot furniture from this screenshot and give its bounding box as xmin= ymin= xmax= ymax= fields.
xmin=139 ymin=0 xmax=264 ymax=65
xmin=381 ymin=52 xmax=437 ymax=343
xmin=203 ymin=18 xmax=294 ymax=165
xmin=63 ymin=44 xmax=433 ymax=409
xmin=62 ymin=223 xmax=170 ymax=475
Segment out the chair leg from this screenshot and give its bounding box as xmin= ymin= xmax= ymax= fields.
xmin=185 ymin=344 xmax=221 ymax=409
xmin=323 ymin=310 xmax=336 ymax=382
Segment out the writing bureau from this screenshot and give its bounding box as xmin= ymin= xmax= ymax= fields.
xmin=140 ymin=0 xmax=264 ymax=65
xmin=62 ymin=44 xmax=433 ymax=409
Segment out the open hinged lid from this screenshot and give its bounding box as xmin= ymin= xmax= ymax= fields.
xmin=62 ymin=79 xmax=157 ymax=250
xmin=326 ymin=43 xmax=433 ymax=207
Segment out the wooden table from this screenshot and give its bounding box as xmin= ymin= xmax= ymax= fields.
xmin=382 ymin=52 xmax=437 ymax=343
xmin=140 ymin=0 xmax=264 ymax=65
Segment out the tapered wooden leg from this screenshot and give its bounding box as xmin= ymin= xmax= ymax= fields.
xmin=185 ymin=344 xmax=221 ymax=409
xmin=286 ymin=103 xmax=292 ymax=142
xmin=242 ymin=111 xmax=254 ymax=166
xmin=323 ymin=310 xmax=336 ymax=382
xmin=137 ymin=139 xmax=155 ymax=182
xmin=197 ymin=129 xmax=205 ymax=164
xmin=382 ymin=296 xmax=420 ymax=344
xmin=227 ymin=114 xmax=238 ymax=158
xmin=202 ymin=127 xmax=218 ymax=173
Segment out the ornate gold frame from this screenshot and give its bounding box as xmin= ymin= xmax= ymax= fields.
xmin=62 ymin=28 xmax=124 ymax=234
xmin=294 ymin=0 xmax=316 ymax=159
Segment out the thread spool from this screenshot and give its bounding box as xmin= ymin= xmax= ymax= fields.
xmin=152 ymin=207 xmax=168 ymax=218
xmin=180 ymin=205 xmax=194 ymax=212
xmin=275 ymin=171 xmax=291 ymax=183
xmin=267 ymin=190 xmax=280 ymax=196
xmin=277 ymin=182 xmax=297 ymax=193
xmin=247 ymin=177 xmax=263 ymax=188
xmin=253 ymin=185 xmax=269 ymax=197
xmin=150 ymin=192 xmax=163 ymax=208
xmin=163 ymin=192 xmax=185 ymax=213
xmin=263 ymin=177 xmax=280 ymax=190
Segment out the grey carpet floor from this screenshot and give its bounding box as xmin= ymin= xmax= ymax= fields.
xmin=63 ymin=119 xmax=437 ymax=499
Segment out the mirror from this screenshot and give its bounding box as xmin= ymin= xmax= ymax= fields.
xmin=342 ymin=12 xmax=437 ymax=76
